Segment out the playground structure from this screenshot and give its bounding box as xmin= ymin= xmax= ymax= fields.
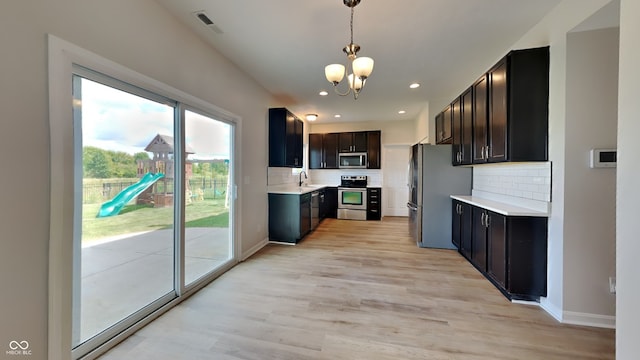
xmin=135 ymin=134 xmax=193 ymax=208
xmin=97 ymin=133 xmax=230 ymax=217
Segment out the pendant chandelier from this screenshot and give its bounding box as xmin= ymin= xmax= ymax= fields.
xmin=324 ymin=0 xmax=374 ymax=100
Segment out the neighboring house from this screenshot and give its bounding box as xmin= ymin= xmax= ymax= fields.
xmin=0 ymin=1 xmax=637 ymax=360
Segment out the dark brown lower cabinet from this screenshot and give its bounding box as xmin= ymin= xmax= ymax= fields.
xmin=471 ymin=207 xmax=489 ymax=272
xmin=486 ymin=212 xmax=507 ymax=287
xmin=452 ymin=200 xmax=472 ymax=260
xmin=453 ymin=200 xmax=547 ymax=301
xmin=367 ymin=188 xmax=381 ymax=220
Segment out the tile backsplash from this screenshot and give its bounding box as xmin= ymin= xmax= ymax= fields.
xmin=473 ymin=162 xmax=551 ymax=202
xmin=309 ymin=169 xmax=382 ymax=187
xmin=267 ymin=167 xmax=382 ymax=187
xmin=267 ymin=167 xmax=299 ymax=186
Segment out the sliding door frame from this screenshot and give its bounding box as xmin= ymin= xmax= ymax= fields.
xmin=48 ymin=34 xmax=241 ymax=360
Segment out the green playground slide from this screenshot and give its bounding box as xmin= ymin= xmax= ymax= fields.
xmin=96 ymin=172 xmax=165 ymax=218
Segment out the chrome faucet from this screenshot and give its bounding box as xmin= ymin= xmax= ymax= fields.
xmin=298 ymin=170 xmax=307 ymax=187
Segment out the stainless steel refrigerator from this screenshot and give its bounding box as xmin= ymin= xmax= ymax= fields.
xmin=407 ymin=144 xmax=471 ymax=249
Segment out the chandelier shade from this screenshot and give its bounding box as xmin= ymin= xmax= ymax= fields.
xmin=325 ymin=64 xmax=346 ymax=84
xmin=324 ymin=0 xmax=373 ymax=99
xmin=352 ymin=56 xmax=374 ymax=78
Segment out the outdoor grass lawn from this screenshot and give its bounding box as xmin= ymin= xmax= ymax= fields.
xmin=82 ymin=198 xmax=229 ymax=243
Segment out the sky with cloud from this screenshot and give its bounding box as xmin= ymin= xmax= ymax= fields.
xmin=80 ymin=78 xmax=231 ymax=160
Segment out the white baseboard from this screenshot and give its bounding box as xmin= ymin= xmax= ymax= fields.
xmin=520 ymin=298 xmax=615 ymax=329
xmin=241 ymin=237 xmax=269 ymax=261
xmin=539 ymin=297 xmax=563 ymax=322
xmin=563 ymin=311 xmax=616 ymax=329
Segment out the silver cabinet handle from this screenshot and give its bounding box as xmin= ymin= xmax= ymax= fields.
xmin=485 ymin=146 xmax=489 ymax=160
xmin=486 ymin=213 xmax=491 ymax=228
xmin=481 ymin=212 xmax=486 ymax=226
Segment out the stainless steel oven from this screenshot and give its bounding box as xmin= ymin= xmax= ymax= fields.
xmin=338 ymin=175 xmax=367 ymax=221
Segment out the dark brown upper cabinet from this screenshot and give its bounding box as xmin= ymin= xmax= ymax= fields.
xmin=309 ymin=133 xmax=339 ymax=169
xmin=366 ymin=130 xmax=381 ymax=169
xmin=452 ymin=87 xmax=473 ymax=166
xmin=486 ymin=47 xmax=549 ymax=163
xmin=310 ymin=130 xmax=380 ymax=170
xmin=435 ymin=106 xmax=453 ymax=144
xmin=269 ymin=107 xmax=303 ymax=168
xmin=339 ymin=131 xmax=368 ymax=153
xmin=472 ymin=74 xmax=489 ymax=163
xmin=448 ymin=46 xmax=549 ymax=166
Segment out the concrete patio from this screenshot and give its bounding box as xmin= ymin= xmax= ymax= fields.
xmin=78 ymin=227 xmax=230 ymax=342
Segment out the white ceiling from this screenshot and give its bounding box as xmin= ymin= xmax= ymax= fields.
xmin=156 ymin=0 xmax=562 ymax=123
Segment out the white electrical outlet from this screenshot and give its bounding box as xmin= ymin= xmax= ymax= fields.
xmin=609 ymin=276 xmax=616 ymax=294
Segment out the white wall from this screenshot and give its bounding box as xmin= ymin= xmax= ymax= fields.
xmin=506 ymin=0 xmax=613 ymax=323
xmin=564 ymin=27 xmax=618 ymax=324
xmin=414 ymin=103 xmax=430 ymax=144
xmin=0 ymin=1 xmax=274 ymax=358
xmin=616 ymin=0 xmax=640 ymax=356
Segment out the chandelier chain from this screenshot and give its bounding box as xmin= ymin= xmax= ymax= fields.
xmin=350 ymin=6 xmax=354 ymax=45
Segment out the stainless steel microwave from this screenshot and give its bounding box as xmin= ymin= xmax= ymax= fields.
xmin=339 ymin=152 xmax=367 ymax=169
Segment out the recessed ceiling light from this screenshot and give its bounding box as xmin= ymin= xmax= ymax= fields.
xmin=409 ymin=83 xmax=420 ymax=89
xmin=305 ymin=114 xmax=318 ymax=121
xmin=398 ymin=110 xmax=406 ymax=114
xmin=334 ymin=114 xmax=341 ymax=118
xmin=319 ymin=91 xmax=329 ymax=96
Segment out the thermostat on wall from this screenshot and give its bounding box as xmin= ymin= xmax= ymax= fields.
xmin=589 ymin=148 xmax=617 ymax=168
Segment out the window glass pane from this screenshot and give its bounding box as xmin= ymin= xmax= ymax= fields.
xmin=74 ymin=76 xmax=175 ymax=346
xmin=184 ymin=109 xmax=232 ymax=285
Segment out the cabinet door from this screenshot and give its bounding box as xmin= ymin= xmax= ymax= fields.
xmin=284 ymin=112 xmax=297 ymax=166
xmin=367 ymin=131 xmax=381 ymax=169
xmin=451 ymin=97 xmax=462 ymax=165
xmin=319 ymin=190 xmax=327 ymax=219
xmin=294 ymin=119 xmax=303 ymax=167
xmin=268 ymin=108 xmax=287 ymax=167
xmin=299 ymin=194 xmax=311 ymax=238
xmin=487 ymin=212 xmax=507 ymax=288
xmin=488 ymin=58 xmax=507 ymax=162
xmin=324 ymin=187 xmax=338 ymax=218
xmin=461 ymin=87 xmax=473 ymax=165
xmin=323 ymin=133 xmax=339 ymax=169
xmin=309 ymin=133 xmax=323 ymax=169
xmin=283 ymin=113 xmax=303 ymax=168
xmin=460 ymin=202 xmax=473 ymax=260
xmin=473 ymin=75 xmax=488 ymax=163
xmin=452 ymin=201 xmax=461 ymax=249
xmin=471 ymin=207 xmax=488 ymax=271
xmin=338 ymin=132 xmax=353 ymax=152
xmin=443 ymin=106 xmax=452 ymax=144
xmin=436 ymin=111 xmax=452 ymax=144
xmin=353 ymin=131 xmax=368 ymax=152
xmin=436 ymin=112 xmax=444 ymax=144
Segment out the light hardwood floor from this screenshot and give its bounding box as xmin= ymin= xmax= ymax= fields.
xmin=98 ymin=217 xmax=614 ymax=359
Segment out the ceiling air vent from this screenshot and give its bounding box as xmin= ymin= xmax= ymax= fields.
xmin=193 ymin=11 xmax=224 ymax=34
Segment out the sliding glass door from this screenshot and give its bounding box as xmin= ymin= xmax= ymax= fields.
xmin=71 ymin=69 xmax=235 ymax=357
xmin=184 ymin=109 xmax=233 ymax=285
